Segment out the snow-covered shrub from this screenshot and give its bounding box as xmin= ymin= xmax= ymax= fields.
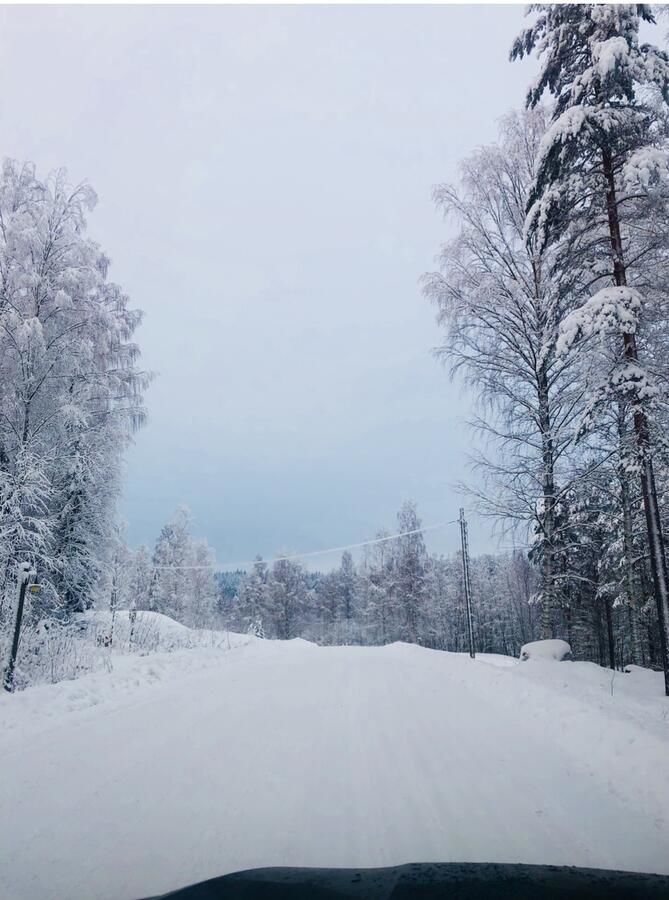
xmin=520 ymin=639 xmax=571 ymax=662
xmin=1 ymin=618 xmax=111 ymax=689
xmin=247 ymin=617 xmax=265 ymax=639
xmin=0 ymin=611 xmax=227 ymax=691
xmin=79 ymin=610 xmax=194 ymax=653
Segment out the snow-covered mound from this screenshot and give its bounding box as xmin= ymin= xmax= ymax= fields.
xmin=520 ymin=639 xmax=571 ymax=662
xmin=80 ymin=609 xmax=191 ymax=646
xmin=75 ymin=609 xmax=256 ymax=655
xmin=474 ymin=652 xmax=518 ymax=668
xmin=77 ymin=609 xmax=207 ymax=651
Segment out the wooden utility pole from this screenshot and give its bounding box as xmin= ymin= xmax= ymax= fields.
xmin=3 ymin=563 xmax=32 ymax=692
xmin=459 ymin=508 xmax=475 ymax=659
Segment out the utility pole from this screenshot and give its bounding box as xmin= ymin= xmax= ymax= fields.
xmin=459 ymin=508 xmax=475 ymax=659
xmin=3 ymin=562 xmax=32 ymax=692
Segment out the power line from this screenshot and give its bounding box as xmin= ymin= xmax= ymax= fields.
xmin=151 ymin=521 xmax=457 ymax=572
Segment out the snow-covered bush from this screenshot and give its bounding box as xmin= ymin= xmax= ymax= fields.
xmin=1 ymin=618 xmax=112 ymax=689
xmin=520 ymin=639 xmax=571 ymax=662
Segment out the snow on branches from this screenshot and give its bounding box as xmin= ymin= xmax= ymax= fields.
xmin=623 ymin=147 xmax=669 ymax=192
xmin=556 ymin=287 xmax=659 ymax=427
xmin=557 ymin=286 xmax=642 ymax=357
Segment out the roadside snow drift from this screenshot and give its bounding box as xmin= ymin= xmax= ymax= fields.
xmin=0 ymin=637 xmax=668 ymax=900
xmin=3 ymin=610 xmax=247 ymax=691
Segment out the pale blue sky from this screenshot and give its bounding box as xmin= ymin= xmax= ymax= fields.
xmin=0 ymin=4 xmax=535 ymax=568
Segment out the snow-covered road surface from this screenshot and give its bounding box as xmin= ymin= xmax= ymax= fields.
xmin=1 ymin=638 xmax=668 ymax=900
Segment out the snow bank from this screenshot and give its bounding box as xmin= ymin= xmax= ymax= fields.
xmin=0 ymin=636 xmax=257 ymax=748
xmin=520 ymin=639 xmax=571 ymax=662
xmin=0 ymin=648 xmax=224 ymax=746
xmin=79 ymin=609 xmax=198 ymax=651
xmin=78 ymin=610 xmax=254 ymax=654
xmin=475 ymin=652 xmax=518 ymax=668
xmin=80 ymin=609 xmax=191 ymax=650
xmin=3 ymin=609 xmax=252 ymax=693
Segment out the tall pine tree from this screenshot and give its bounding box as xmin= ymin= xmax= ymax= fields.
xmin=512 ymin=3 xmax=669 ymax=692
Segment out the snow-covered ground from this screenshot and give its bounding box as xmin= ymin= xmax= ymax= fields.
xmin=1 ymin=633 xmax=668 ymax=900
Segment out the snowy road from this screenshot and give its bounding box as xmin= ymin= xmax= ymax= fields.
xmin=1 ymin=639 xmax=668 ymax=899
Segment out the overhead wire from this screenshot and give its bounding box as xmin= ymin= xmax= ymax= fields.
xmin=150 ymin=520 xmax=459 ymax=571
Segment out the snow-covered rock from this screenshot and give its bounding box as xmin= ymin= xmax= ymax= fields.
xmin=520 ymin=639 xmax=571 ymax=662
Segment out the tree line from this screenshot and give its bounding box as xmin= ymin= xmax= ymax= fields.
xmin=425 ymin=4 xmax=669 ymax=691
xmin=119 ymin=501 xmax=538 ymax=656
xmin=110 ymin=498 xmax=638 ymax=669
xmin=78 ymin=487 xmax=658 ymax=671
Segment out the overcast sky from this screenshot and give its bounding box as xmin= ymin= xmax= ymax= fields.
xmin=0 ymin=4 xmax=536 ymax=568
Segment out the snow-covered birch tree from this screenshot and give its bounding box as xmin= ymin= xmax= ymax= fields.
xmin=394 ymin=501 xmax=428 ymax=644
xmin=425 ymin=108 xmax=585 ymax=639
xmin=0 ymin=160 xmax=147 ymax=618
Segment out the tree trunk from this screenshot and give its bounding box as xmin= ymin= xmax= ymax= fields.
xmin=617 ymin=405 xmax=644 ymax=665
xmin=604 ymin=593 xmax=616 ymax=670
xmin=596 ymin=598 xmax=605 ymax=666
xmin=602 ymin=147 xmax=669 ymax=694
xmin=537 ymin=367 xmax=557 ymax=639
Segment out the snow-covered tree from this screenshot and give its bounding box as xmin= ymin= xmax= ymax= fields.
xmin=236 ymin=555 xmax=270 ymax=636
xmin=425 ymin=108 xmax=585 ymax=638
xmin=394 ymin=501 xmax=428 ymax=644
xmin=336 ymin=550 xmax=356 ymax=642
xmin=149 ymin=507 xmax=194 ymax=621
xmin=266 ymin=556 xmax=307 ymax=640
xmin=104 ymin=525 xmax=133 ymax=645
xmin=128 ymin=545 xmax=153 ymax=612
xmin=188 ymin=538 xmax=217 ymax=629
xmin=358 ymin=530 xmax=395 ymax=645
xmin=145 ymin=507 xmax=218 ymax=627
xmin=0 ymin=160 xmax=147 ymax=617
xmin=512 ymin=3 xmax=669 ymax=691
xmin=312 ymin=570 xmax=339 ymax=643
